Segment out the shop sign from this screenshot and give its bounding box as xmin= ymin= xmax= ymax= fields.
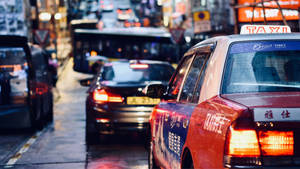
xmin=193 ymin=11 xmax=211 ymax=33
xmin=238 ymin=0 xmax=300 ymax=22
xmin=194 ymin=20 xmax=211 ymax=33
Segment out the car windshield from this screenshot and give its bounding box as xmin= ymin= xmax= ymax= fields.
xmin=222 ymin=40 xmax=300 ymax=94
xmin=101 ymin=62 xmax=174 ymax=83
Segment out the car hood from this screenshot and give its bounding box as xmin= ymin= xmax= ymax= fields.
xmin=221 ymin=92 xmax=300 ymax=108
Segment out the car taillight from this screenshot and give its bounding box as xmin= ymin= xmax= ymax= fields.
xmin=135 ymin=22 xmax=141 ymax=27
xmin=228 ymin=128 xmax=260 ymax=157
xmin=259 ymin=131 xmax=294 ymax=156
xmin=124 ymin=22 xmax=131 ymax=27
xmin=130 ymin=63 xmax=149 ymax=69
xmin=225 ymin=126 xmax=294 ymax=167
xmin=93 ymin=89 xmax=123 ymax=103
xmin=126 ymin=9 xmax=132 ymax=13
xmin=31 ymin=82 xmax=49 ymax=96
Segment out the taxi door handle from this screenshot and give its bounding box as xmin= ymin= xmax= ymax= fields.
xmin=165 ymin=113 xmax=169 ymax=122
xmin=196 ymin=122 xmax=203 ymax=126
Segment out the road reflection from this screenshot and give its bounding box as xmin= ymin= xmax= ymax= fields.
xmin=86 ymin=133 xmax=148 ymax=169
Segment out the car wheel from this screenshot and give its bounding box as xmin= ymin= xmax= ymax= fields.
xmin=148 ymin=141 xmax=159 ymax=169
xmin=30 ymin=101 xmax=43 ymax=130
xmin=86 ymin=118 xmax=98 ymax=145
xmin=144 ymin=125 xmax=151 ymax=151
xmin=182 ymin=151 xmax=194 ymax=169
xmin=46 ymin=95 xmax=54 ymax=123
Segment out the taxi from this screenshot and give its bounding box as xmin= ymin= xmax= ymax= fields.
xmin=145 ymin=25 xmax=300 ymax=169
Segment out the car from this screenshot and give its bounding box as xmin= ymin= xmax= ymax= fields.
xmin=117 ymin=7 xmax=133 ymax=21
xmin=30 ymin=44 xmax=54 ymax=124
xmin=85 ymin=60 xmax=175 ymax=144
xmin=124 ymin=18 xmax=141 ymax=27
xmin=144 ymin=25 xmax=300 ymax=169
xmin=100 ymin=0 xmax=114 ymax=12
xmin=0 ymin=36 xmax=53 ymax=130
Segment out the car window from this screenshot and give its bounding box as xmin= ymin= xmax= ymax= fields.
xmin=222 ymin=40 xmax=300 ymax=94
xmin=0 ymin=47 xmax=28 ymax=99
xmin=179 ymin=54 xmax=208 ymax=103
xmin=192 ymin=53 xmax=210 ymax=103
xmin=168 ymin=56 xmax=193 ymax=100
xmin=31 ymin=47 xmax=47 ymax=71
xmin=101 ymin=62 xmax=174 ymax=82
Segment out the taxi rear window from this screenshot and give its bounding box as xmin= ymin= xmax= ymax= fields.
xmin=222 ymin=40 xmax=300 ymax=94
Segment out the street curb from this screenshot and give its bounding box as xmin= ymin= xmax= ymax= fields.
xmin=57 ymin=57 xmax=71 ymax=80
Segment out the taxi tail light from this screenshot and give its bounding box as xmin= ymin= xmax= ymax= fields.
xmin=224 ymin=127 xmax=294 ymax=167
xmin=93 ymin=89 xmax=123 ymax=103
xmin=259 ymin=131 xmax=294 ymax=156
xmin=226 ymin=128 xmax=261 ymax=157
xmin=117 ymin=9 xmax=122 ymax=14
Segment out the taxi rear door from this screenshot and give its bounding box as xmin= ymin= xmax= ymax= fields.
xmin=153 ymin=54 xmax=193 ymax=168
xmin=155 ymin=45 xmax=213 ymax=168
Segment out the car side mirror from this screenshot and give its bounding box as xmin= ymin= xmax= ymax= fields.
xmin=143 ymin=83 xmax=167 ymax=98
xmin=79 ymin=78 xmax=93 ymax=87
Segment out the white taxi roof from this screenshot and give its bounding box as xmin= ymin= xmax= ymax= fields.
xmin=191 ymin=33 xmax=300 ymax=51
xmin=186 ymin=33 xmax=300 ymax=103
xmin=240 ymin=25 xmax=291 ymax=34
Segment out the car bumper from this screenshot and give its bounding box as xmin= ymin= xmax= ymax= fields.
xmin=90 ymin=104 xmax=153 ymax=134
xmin=0 ymin=105 xmax=31 ymax=129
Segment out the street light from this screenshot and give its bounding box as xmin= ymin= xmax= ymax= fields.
xmin=54 ymin=13 xmax=62 ymax=20
xmin=39 ymin=12 xmax=51 ymax=22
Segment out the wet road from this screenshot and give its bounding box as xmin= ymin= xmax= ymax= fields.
xmin=0 ymin=60 xmax=148 ymax=169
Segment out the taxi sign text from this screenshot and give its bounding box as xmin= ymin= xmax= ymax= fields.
xmin=240 ymin=25 xmax=291 ymax=34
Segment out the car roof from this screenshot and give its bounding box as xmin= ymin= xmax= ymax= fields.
xmin=189 ymin=33 xmax=300 ymax=54
xmin=107 ymin=60 xmax=173 ymax=66
xmin=0 ymin=35 xmax=27 ymax=45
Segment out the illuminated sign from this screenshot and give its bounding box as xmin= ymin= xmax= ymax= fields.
xmin=238 ymin=0 xmax=300 ymax=22
xmin=240 ymin=25 xmax=291 ymax=34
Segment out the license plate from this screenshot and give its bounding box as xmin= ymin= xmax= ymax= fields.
xmin=126 ymin=97 xmax=160 ymax=105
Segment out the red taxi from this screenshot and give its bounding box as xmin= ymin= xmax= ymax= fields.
xmin=145 ymin=25 xmax=300 ymax=169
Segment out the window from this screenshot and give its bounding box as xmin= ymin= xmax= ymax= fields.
xmin=101 ymin=62 xmax=174 ymax=82
xmin=192 ymin=53 xmax=210 ymax=103
xmin=180 ymin=53 xmax=209 ymax=103
xmin=0 ymin=47 xmax=28 ymax=104
xmin=168 ymin=56 xmax=193 ymax=100
xmin=222 ymin=41 xmax=300 ymax=94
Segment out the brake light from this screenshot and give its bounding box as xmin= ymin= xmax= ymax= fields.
xmin=90 ymin=50 xmax=97 ymax=57
xmin=135 ymin=22 xmax=141 ymax=27
xmin=32 ymin=82 xmax=49 ymax=95
xmin=228 ymin=129 xmax=260 ymax=157
xmin=259 ymin=131 xmax=294 ymax=156
xmin=130 ymin=63 xmax=149 ymax=69
xmin=124 ymin=22 xmax=131 ymax=27
xmin=117 ymin=9 xmax=122 ymax=14
xmin=126 ymin=9 xmax=132 ymax=13
xmin=93 ymin=89 xmax=123 ymax=103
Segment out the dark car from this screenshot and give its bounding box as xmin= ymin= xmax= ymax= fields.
xmin=30 ymin=44 xmax=54 ymax=124
xmin=85 ymin=60 xmax=174 ymax=144
xmin=0 ymin=36 xmax=53 ymax=130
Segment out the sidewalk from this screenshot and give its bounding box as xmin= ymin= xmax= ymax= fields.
xmin=56 ymin=35 xmax=72 ymax=77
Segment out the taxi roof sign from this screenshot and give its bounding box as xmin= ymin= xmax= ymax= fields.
xmin=240 ymin=25 xmax=291 ymax=34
